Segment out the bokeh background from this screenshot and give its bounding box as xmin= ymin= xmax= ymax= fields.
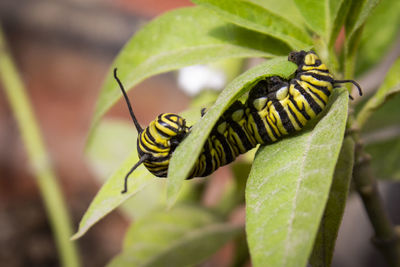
xmin=0 ymin=0 xmax=399 ymax=266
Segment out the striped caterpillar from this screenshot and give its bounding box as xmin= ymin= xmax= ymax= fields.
xmin=116 ymin=50 xmax=362 ymax=193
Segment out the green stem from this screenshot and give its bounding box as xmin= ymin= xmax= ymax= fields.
xmin=353 ymin=141 xmax=400 ymax=267
xmin=0 ymin=26 xmax=80 ymax=267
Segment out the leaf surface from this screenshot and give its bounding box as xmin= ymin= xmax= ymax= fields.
xmin=193 ymin=0 xmax=312 ymax=49
xmin=249 ymin=0 xmax=304 ymax=26
xmin=246 ymin=88 xmax=349 ymax=267
xmin=72 ymin=150 xmax=154 ymax=240
xmin=87 ymin=6 xmax=290 ymax=144
xmin=310 ymin=137 xmax=355 ymax=267
xmin=108 ymin=206 xmax=242 ymax=267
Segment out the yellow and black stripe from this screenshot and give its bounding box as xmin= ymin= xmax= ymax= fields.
xmin=138 ymin=113 xmax=189 ymax=177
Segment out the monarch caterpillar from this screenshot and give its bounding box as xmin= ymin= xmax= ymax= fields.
xmin=116 ymin=50 xmax=362 ymax=194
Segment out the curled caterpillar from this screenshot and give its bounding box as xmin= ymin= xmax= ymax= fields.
xmin=116 ymin=50 xmax=362 ymax=194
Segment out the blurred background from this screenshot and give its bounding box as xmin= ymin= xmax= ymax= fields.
xmin=0 ymin=0 xmax=399 ymax=266
xmin=0 ymin=0 xmax=192 ymax=266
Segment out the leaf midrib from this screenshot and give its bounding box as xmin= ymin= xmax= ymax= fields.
xmin=282 ymin=126 xmax=315 ymax=265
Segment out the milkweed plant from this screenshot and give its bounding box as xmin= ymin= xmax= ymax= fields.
xmin=73 ymin=0 xmax=400 ymax=266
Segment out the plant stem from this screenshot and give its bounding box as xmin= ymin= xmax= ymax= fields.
xmin=353 ymin=141 xmax=400 ymax=267
xmin=0 ymin=26 xmax=80 ymax=267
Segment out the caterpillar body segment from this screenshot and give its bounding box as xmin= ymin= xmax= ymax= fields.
xmin=138 ymin=113 xmax=189 ymax=178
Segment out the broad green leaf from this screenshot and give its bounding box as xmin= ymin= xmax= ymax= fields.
xmin=167 ymin=58 xmax=297 ymax=207
xmin=309 ymin=137 xmax=355 ymax=267
xmin=366 ymin=137 xmax=400 ymax=180
xmin=87 ymin=6 xmax=291 ymax=145
xmin=246 ymin=88 xmax=349 ymax=267
xmin=357 ymin=58 xmax=400 ymax=129
xmin=108 ymin=206 xmax=242 ymax=267
xmin=192 ymin=0 xmax=312 ymax=50
xmin=356 ymin=0 xmax=400 ymax=74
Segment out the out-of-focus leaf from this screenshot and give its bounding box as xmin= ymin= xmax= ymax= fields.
xmin=246 ymin=88 xmax=349 ymax=267
xmin=310 ymin=137 xmax=355 ymax=267
xmin=72 ymin=151 xmax=154 ymax=240
xmin=293 ymin=0 xmax=326 ymax=36
xmin=366 ymin=137 xmax=400 ymax=180
xmin=249 ymin=0 xmax=305 ymax=26
xmin=328 ymin=0 xmax=352 ymax=48
xmin=167 ymin=58 xmax=297 ymax=207
xmin=357 ymin=58 xmax=400 ymax=129
xmin=359 ymin=91 xmax=400 ymax=181
xmin=346 ymin=0 xmax=381 ymax=38
xmin=356 ymin=0 xmax=400 ymax=75
xmin=108 ymin=206 xmax=242 ymax=267
xmin=292 ymin=0 xmax=353 ymax=46
xmin=86 ymin=119 xmax=136 ymax=180
xmin=192 ymin=0 xmax=312 ymax=50
xmin=358 ymin=95 xmax=400 ymax=135
xmin=345 ymin=0 xmax=381 ymax=55
xmin=87 ymin=6 xmax=291 ymax=145
xmin=215 ymin=162 xmax=251 ymax=215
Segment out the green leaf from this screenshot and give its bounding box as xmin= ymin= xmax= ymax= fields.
xmin=215 ymin=162 xmax=251 ymax=215
xmin=344 ymin=0 xmax=381 ymax=64
xmin=309 ymin=137 xmax=355 ymax=267
xmin=358 ymin=92 xmax=400 ymax=181
xmin=357 ymin=58 xmax=400 ymax=129
xmin=249 ymin=0 xmax=305 ymax=26
xmin=71 ymin=150 xmax=155 ymax=240
xmin=167 ymin=58 xmax=297 ymax=207
xmin=87 ymin=6 xmax=291 ymax=146
xmin=358 ymin=94 xmax=400 ymax=134
xmin=246 ymin=88 xmax=349 ymax=267
xmin=293 ymin=0 xmax=350 ymax=42
xmin=345 ymin=0 xmax=381 ymax=41
xmin=292 ymin=0 xmax=327 ymax=37
xmin=192 ymin=0 xmax=312 ymax=50
xmin=108 ymin=206 xmax=242 ymax=267
xmin=86 ymin=119 xmax=137 ymax=180
xmin=356 ymin=0 xmax=400 ymax=75
xmin=328 ymin=0 xmax=352 ymax=48
xmin=366 ymin=137 xmax=400 ymax=180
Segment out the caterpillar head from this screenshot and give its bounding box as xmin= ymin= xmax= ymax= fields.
xmin=288 ymin=50 xmax=309 ymax=66
xmin=155 ymin=113 xmax=188 ymax=139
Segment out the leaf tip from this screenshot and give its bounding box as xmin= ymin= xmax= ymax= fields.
xmin=70 ymin=231 xmax=82 ymax=241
